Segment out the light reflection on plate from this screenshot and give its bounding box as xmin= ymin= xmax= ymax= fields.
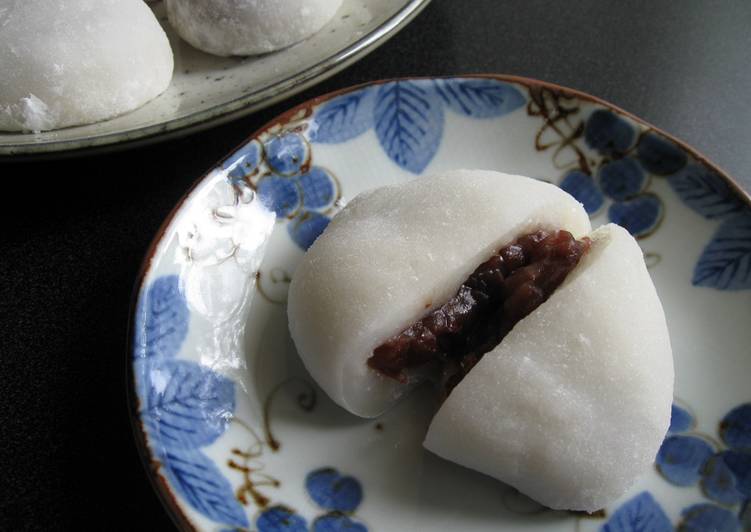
xmin=130 ymin=75 xmax=751 ymax=532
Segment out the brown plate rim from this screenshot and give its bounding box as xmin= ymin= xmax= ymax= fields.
xmin=126 ymin=73 xmax=751 ymax=531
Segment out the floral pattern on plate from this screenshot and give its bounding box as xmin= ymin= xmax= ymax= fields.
xmin=130 ymin=76 xmax=751 ymax=531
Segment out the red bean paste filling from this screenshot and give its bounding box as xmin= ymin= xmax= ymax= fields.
xmin=367 ymin=230 xmax=591 ymax=396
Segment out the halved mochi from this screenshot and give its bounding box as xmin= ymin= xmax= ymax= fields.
xmin=424 ymin=223 xmax=673 ymax=512
xmin=287 ymin=170 xmax=592 ymax=418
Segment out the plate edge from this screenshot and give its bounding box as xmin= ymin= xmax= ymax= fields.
xmin=125 ymin=73 xmax=751 ymax=531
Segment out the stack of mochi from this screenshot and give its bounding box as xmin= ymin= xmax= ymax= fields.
xmin=1 ymin=0 xmax=342 ymax=132
xmin=288 ymin=169 xmax=674 ymax=513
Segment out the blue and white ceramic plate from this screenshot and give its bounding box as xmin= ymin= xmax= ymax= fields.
xmin=129 ymin=75 xmax=751 ymax=532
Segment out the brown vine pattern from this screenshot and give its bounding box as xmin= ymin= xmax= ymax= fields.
xmin=228 ymin=379 xmax=317 ymax=509
xmin=527 ymin=86 xmax=591 ymax=175
xmin=255 ymin=268 xmax=292 ymax=305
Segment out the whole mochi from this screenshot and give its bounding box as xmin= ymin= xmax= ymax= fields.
xmin=0 ymin=0 xmax=173 ymax=132
xmin=164 ymin=0 xmax=344 ymax=56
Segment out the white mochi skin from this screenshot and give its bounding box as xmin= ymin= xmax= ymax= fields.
xmin=165 ymin=0 xmax=344 ymax=57
xmin=287 ymin=169 xmax=674 ymax=512
xmin=0 ymin=0 xmax=173 ymax=132
xmin=288 ymin=170 xmax=593 ymax=418
xmin=424 ymin=223 xmax=673 ymax=512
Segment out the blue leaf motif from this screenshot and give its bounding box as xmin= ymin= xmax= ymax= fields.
xmin=374 ymin=80 xmax=443 ymax=174
xmin=601 ymin=491 xmax=671 ymax=532
xmin=700 ymin=451 xmax=750 ymax=504
xmin=159 ymin=447 xmax=248 ymax=528
xmin=134 ymin=275 xmax=189 ymax=360
xmin=720 ymin=403 xmax=751 ymax=451
xmin=313 ymin=512 xmax=368 ymax=532
xmin=667 ymin=163 xmax=744 ymax=219
xmin=692 ymin=210 xmax=751 ymax=290
xmin=559 ymin=170 xmax=604 ymax=215
xmin=288 ymin=211 xmax=330 ymax=251
xmin=305 ymin=468 xmax=363 ymax=513
xmin=434 ymin=78 xmax=526 ymax=118
xmin=257 ymin=505 xmax=308 ymax=532
xmin=679 ymin=503 xmax=740 ymax=532
xmin=310 ymin=87 xmax=376 ymax=144
xmin=656 ymin=435 xmax=714 ymax=486
xmin=143 ymin=359 xmax=235 ymax=450
xmin=669 ymin=403 xmax=695 ymax=434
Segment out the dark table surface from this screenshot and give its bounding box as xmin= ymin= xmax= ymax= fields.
xmin=2 ymin=1 xmax=749 ymax=529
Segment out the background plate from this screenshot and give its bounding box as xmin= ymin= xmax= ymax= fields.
xmin=0 ymin=0 xmax=430 ymax=156
xmin=130 ymin=75 xmax=751 ymax=531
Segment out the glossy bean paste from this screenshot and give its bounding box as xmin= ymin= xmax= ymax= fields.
xmin=367 ymin=230 xmax=591 ymax=395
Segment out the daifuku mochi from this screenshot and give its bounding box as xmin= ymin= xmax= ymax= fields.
xmin=165 ymin=0 xmax=344 ymax=57
xmin=0 ymin=0 xmax=173 ymax=132
xmin=287 ymin=170 xmax=592 ymax=418
xmin=424 ymin=223 xmax=673 ymax=512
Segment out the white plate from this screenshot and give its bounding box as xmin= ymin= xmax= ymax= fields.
xmin=0 ymin=0 xmax=430 ymax=156
xmin=129 ymin=75 xmax=751 ymax=531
